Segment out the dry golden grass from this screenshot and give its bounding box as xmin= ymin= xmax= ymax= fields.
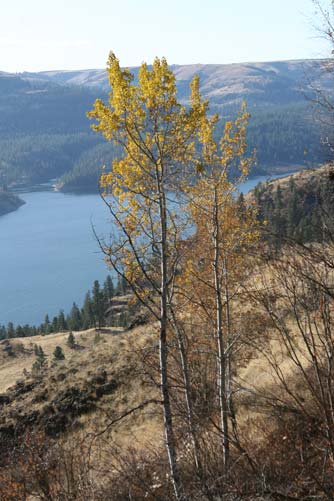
xmin=248 ymin=163 xmax=332 ymax=198
xmin=0 ymin=323 xmax=164 ymax=455
xmin=0 ymin=327 xmax=123 ymax=393
xmin=0 ymin=267 xmax=321 ymax=463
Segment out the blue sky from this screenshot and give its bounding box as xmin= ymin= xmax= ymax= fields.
xmin=0 ymin=0 xmax=330 ymax=72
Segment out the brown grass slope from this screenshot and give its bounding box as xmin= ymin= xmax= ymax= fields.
xmin=0 ymin=325 xmax=162 ymax=450
xmin=1 ymin=250 xmax=333 ymax=499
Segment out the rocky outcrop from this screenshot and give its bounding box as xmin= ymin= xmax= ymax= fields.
xmin=0 ymin=369 xmax=119 ymax=438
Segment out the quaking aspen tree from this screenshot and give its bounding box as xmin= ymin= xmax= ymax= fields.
xmin=89 ymin=53 xmax=258 ymax=496
xmin=88 ymin=53 xmax=210 ymax=500
xmin=182 ymin=106 xmax=259 ymax=471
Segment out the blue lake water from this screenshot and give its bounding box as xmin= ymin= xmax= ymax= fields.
xmin=238 ymin=172 xmax=291 ymax=194
xmin=0 ymin=172 xmax=292 ymax=326
xmin=0 ymin=192 xmax=110 ymax=326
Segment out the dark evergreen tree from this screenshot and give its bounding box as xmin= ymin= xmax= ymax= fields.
xmin=121 ymin=275 xmax=128 ymax=295
xmin=287 ymin=188 xmax=299 ymax=238
xmin=15 ymin=325 xmax=24 ymax=338
xmin=43 ymin=314 xmax=51 ymax=335
xmin=7 ymin=322 xmax=15 ymax=339
xmin=67 ymin=331 xmax=76 ymax=349
xmin=53 ymin=345 xmax=65 ymax=360
xmin=31 ymin=326 xmax=38 ymax=337
xmin=92 ymin=280 xmax=105 ymax=329
xmin=115 ymin=277 xmax=122 ymax=296
xmin=81 ymin=291 xmax=94 ymax=329
xmin=67 ymin=302 xmax=82 ymax=331
xmin=33 ymin=345 xmax=47 ymax=372
xmin=115 ymin=276 xmax=127 ymax=296
xmin=103 ymin=275 xmax=115 ymax=302
xmin=38 ymin=346 xmax=46 ymax=361
xmin=0 ymin=325 xmax=6 ymax=340
xmin=57 ymin=310 xmax=67 ymax=331
xmin=237 ymin=192 xmax=246 ymax=213
xmin=22 ymin=324 xmax=32 ymax=337
xmin=118 ymin=310 xmax=129 ymax=328
xmin=272 ymin=185 xmax=286 ymax=247
xmin=51 ymin=316 xmax=59 ymax=333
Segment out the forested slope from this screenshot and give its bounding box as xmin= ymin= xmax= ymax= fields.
xmin=0 ymin=59 xmax=331 ymax=192
xmin=249 ymin=163 xmax=334 ymax=244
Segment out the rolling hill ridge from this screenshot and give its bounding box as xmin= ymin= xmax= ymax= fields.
xmin=0 ymin=59 xmax=331 ymax=194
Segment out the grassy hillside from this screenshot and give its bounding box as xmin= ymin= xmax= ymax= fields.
xmin=0 ymin=324 xmax=161 ymax=452
xmin=1 ymin=257 xmax=333 ymax=499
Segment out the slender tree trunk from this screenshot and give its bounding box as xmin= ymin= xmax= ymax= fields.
xmin=213 ymin=189 xmax=230 ymax=470
xmin=223 ymin=255 xmax=233 ymax=418
xmin=159 ymin=188 xmax=185 ymax=500
xmin=169 ymin=310 xmax=200 ymax=465
xmin=169 ymin=308 xmax=214 ymax=499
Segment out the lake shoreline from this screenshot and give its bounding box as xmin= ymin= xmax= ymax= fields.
xmin=0 ymin=166 xmax=311 ymax=326
xmin=1 ymin=168 xmax=299 ymax=220
xmin=0 ymin=191 xmax=26 ymax=217
xmin=8 ymin=166 xmax=302 ymax=198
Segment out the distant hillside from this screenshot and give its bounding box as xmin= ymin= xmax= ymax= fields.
xmin=0 ymin=59 xmax=331 ymax=192
xmin=0 ymin=191 xmax=25 ymax=216
xmin=29 ymin=59 xmax=332 ymax=111
xmin=250 ymin=163 xmax=334 ymax=244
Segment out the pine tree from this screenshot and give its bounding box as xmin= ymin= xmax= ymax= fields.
xmin=37 ymin=346 xmax=46 ymax=363
xmin=120 ymin=275 xmax=127 ymax=295
xmin=43 ymin=314 xmax=51 ymax=335
xmin=237 ymin=192 xmax=246 ymax=213
xmin=92 ymin=280 xmax=105 ymax=330
xmin=115 ymin=277 xmax=122 ymax=296
xmin=51 ymin=316 xmax=59 ymax=333
xmin=57 ymin=310 xmax=67 ymax=331
xmin=103 ymin=275 xmax=114 ymax=302
xmin=33 ymin=345 xmax=47 ymax=373
xmin=7 ymin=322 xmax=15 ymax=339
xmin=53 ymin=346 xmax=65 ymax=360
xmin=67 ymin=302 xmax=82 ymax=331
xmin=0 ymin=326 xmax=6 ymax=340
xmin=275 ymin=185 xmax=283 ymax=210
xmin=81 ymin=292 xmax=94 ymax=329
xmin=15 ymin=325 xmax=24 ymax=338
xmin=67 ymin=331 xmax=76 ymax=349
xmin=272 ymin=185 xmax=286 ymax=247
xmin=287 ymin=187 xmax=299 ymax=238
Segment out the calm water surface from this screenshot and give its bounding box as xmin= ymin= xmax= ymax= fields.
xmin=0 ymin=172 xmax=291 ymax=326
xmin=0 ymin=192 xmax=110 ymax=325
